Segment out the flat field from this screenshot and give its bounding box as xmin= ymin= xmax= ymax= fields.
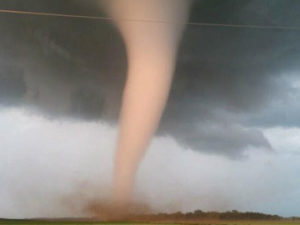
xmin=1 ymin=220 xmax=300 ymax=225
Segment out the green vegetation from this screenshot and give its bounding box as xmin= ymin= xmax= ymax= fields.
xmin=1 ymin=220 xmax=300 ymax=225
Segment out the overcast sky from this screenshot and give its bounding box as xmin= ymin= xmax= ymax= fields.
xmin=1 ymin=0 xmax=300 ymax=218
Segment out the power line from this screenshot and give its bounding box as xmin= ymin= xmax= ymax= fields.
xmin=0 ymin=8 xmax=300 ymax=31
xmin=0 ymin=9 xmax=112 ymax=21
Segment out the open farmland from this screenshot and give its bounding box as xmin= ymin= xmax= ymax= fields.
xmin=1 ymin=219 xmax=300 ymax=225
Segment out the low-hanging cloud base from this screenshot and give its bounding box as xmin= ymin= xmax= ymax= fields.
xmin=1 ymin=108 xmax=300 ymax=218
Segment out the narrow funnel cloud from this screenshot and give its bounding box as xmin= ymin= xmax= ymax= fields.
xmin=102 ymin=0 xmax=191 ymax=208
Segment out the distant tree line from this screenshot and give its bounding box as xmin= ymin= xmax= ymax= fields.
xmin=137 ymin=209 xmax=283 ymax=221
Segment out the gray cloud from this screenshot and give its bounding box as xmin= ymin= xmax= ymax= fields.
xmin=1 ymin=110 xmax=300 ymax=218
xmin=1 ymin=0 xmax=300 ymax=155
xmin=0 ymin=67 xmax=26 ymax=106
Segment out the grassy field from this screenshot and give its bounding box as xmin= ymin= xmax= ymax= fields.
xmin=1 ymin=220 xmax=300 ymax=225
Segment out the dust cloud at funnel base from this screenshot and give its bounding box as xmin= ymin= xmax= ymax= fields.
xmin=100 ymin=0 xmax=192 ymax=209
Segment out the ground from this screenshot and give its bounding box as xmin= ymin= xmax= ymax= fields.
xmin=1 ymin=220 xmax=300 ymax=225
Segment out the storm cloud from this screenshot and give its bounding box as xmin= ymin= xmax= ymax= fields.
xmin=1 ymin=0 xmax=300 ymax=156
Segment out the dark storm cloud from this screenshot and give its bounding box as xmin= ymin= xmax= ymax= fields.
xmin=158 ymin=22 xmax=300 ymax=155
xmin=157 ymin=0 xmax=300 ymax=155
xmin=0 ymin=2 xmax=126 ymax=120
xmin=1 ymin=0 xmax=300 ymax=156
xmin=0 ymin=67 xmax=26 ymax=106
xmin=190 ymin=0 xmax=300 ymax=27
xmin=245 ymin=78 xmax=300 ymax=127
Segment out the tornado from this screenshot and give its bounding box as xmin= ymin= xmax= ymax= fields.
xmin=101 ymin=0 xmax=191 ymax=209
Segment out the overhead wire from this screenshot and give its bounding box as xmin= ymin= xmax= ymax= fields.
xmin=0 ymin=8 xmax=300 ymax=30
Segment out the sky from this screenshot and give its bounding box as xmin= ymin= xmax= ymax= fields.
xmin=0 ymin=0 xmax=300 ymax=218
